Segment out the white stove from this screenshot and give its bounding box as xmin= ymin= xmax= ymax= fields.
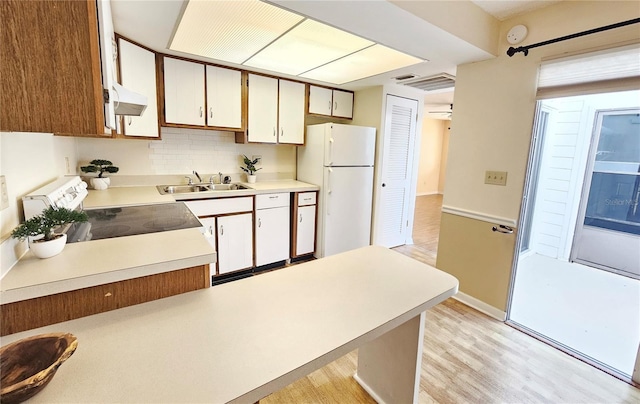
xmin=22 ymin=176 xmax=88 ymax=220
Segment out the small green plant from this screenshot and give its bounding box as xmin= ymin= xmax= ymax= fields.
xmin=11 ymin=207 xmax=88 ymax=242
xmin=80 ymin=159 xmax=119 ymax=178
xmin=240 ymin=155 xmax=261 ymax=175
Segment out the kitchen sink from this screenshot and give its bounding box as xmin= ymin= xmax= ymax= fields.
xmin=156 ymin=183 xmax=249 ymax=195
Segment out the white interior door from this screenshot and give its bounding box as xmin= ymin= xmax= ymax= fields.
xmin=373 ymin=95 xmax=419 ymax=248
xmin=322 ymin=166 xmax=374 ymax=257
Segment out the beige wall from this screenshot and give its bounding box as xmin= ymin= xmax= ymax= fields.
xmin=416 ymin=117 xmax=446 ymax=195
xmin=437 ymin=1 xmax=640 ymax=312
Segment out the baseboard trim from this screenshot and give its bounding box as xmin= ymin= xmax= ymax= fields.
xmin=441 ymin=205 xmax=517 ymax=227
xmin=353 ymin=373 xmax=388 ymax=404
xmin=452 ymin=292 xmax=506 ymax=321
xmin=416 ymin=191 xmax=441 ymax=196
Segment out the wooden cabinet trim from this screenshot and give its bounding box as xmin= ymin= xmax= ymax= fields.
xmin=0 ymin=265 xmax=208 ymax=336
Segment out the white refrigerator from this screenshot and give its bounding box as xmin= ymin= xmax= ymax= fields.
xmin=297 ymin=123 xmax=376 ymax=258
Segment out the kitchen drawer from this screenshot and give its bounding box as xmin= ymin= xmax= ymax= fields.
xmin=297 ymin=192 xmax=316 ymax=206
xmin=256 ymin=193 xmax=290 ymax=210
xmin=185 ymin=197 xmax=253 ymax=217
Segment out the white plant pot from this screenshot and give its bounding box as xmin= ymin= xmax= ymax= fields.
xmin=91 ymin=177 xmax=110 ymax=190
xmin=247 ymin=174 xmax=257 ymax=184
xmin=29 ymin=233 xmax=67 ymax=259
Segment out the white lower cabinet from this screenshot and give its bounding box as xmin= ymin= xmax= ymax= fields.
xmin=255 ymin=193 xmax=290 ymax=267
xmin=292 ymin=192 xmax=317 ymax=257
xmin=295 ymin=205 xmax=316 ymax=256
xmin=197 ymin=217 xmax=217 ymax=280
xmin=217 ymin=213 xmax=253 ymax=275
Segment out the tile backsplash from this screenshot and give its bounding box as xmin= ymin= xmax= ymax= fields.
xmin=76 ymin=127 xmax=297 ymax=178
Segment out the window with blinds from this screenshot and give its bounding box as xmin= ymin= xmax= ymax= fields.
xmin=537 ymin=44 xmax=640 ymax=99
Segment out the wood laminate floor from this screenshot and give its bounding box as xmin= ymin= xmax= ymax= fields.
xmin=263 ymin=195 xmax=640 ymax=403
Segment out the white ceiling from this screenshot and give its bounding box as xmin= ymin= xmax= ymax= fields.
xmin=471 ymin=0 xmax=563 ymax=21
xmin=110 ymin=0 xmax=558 ymax=113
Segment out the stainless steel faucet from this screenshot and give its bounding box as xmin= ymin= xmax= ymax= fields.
xmin=193 ymin=170 xmax=202 ymax=183
xmin=218 ymin=172 xmax=223 ymax=184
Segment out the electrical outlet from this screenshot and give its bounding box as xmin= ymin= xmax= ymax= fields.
xmin=485 ymin=170 xmax=508 ymax=186
xmin=0 ymin=175 xmax=9 ymax=210
xmin=252 ymin=155 xmax=262 ymax=164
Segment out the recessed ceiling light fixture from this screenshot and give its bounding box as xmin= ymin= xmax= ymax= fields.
xmin=170 ymin=0 xmax=424 ymax=85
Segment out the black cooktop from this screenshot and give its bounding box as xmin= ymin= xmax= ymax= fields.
xmin=66 ymin=202 xmax=202 ymax=243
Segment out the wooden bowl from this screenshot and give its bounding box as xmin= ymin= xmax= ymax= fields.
xmin=0 ymin=333 xmax=77 ymax=404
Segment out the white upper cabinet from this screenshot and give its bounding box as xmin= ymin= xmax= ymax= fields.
xmin=278 ymin=79 xmax=305 ymax=145
xmin=308 ymin=85 xmax=354 ymax=119
xmin=248 ymin=74 xmax=278 ymax=143
xmin=163 ymin=57 xmax=205 ymax=126
xmin=308 ymin=86 xmax=333 ymax=116
xmin=206 ymin=66 xmax=242 ymax=129
xmin=118 ymin=38 xmax=159 ymax=138
xmin=331 ymin=89 xmax=354 ymax=119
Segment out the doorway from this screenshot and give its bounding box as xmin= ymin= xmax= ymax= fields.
xmin=509 ymin=90 xmax=640 ymax=382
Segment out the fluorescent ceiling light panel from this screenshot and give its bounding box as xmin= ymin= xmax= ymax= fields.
xmin=244 ymin=19 xmax=374 ymax=75
xmin=170 ymin=0 xmax=303 ymax=64
xmin=300 ymin=44 xmax=424 ymax=84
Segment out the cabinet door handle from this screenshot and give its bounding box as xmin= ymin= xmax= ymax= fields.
xmin=281 ymin=128 xmax=284 ymax=137
xmin=220 ymin=225 xmax=224 ymax=236
xmin=209 ymin=107 xmax=213 ymax=118
xmin=258 ymin=218 xmax=262 ymax=228
xmin=127 ymin=116 xmax=132 ymax=126
xmin=200 ymin=107 xmax=203 ymax=117
xmin=328 ymin=100 xmax=332 ymax=111
xmin=334 ymin=101 xmax=338 ymax=111
xmin=299 ymin=214 xmax=302 ymax=223
xmin=273 ymin=127 xmax=276 ymax=137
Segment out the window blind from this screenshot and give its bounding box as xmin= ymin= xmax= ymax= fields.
xmin=536 ymin=44 xmax=640 ymax=99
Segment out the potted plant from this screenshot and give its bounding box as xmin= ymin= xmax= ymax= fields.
xmin=80 ymin=159 xmax=119 ymax=190
xmin=11 ymin=207 xmax=88 ymax=259
xmin=240 ymin=155 xmax=261 ymax=183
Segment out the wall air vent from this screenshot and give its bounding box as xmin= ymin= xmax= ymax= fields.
xmin=398 ymin=73 xmax=455 ymax=92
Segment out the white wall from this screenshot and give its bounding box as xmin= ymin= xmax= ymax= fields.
xmin=76 ymin=127 xmax=297 ymax=181
xmin=416 ymin=117 xmax=448 ymax=196
xmin=0 ymin=132 xmax=77 ymax=276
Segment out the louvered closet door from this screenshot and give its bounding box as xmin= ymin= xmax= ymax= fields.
xmin=374 ymin=95 xmax=419 ymax=248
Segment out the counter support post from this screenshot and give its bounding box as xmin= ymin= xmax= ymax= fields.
xmin=354 ymin=312 xmax=425 ymax=403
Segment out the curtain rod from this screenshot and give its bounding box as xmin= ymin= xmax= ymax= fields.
xmin=507 ymin=18 xmax=640 ymax=57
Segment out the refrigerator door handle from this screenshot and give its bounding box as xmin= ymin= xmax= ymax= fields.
xmin=327 ymin=168 xmax=332 ymax=215
xmin=328 ymin=137 xmax=334 ymax=166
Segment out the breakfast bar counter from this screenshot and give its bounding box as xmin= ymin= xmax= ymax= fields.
xmin=1 ymin=246 xmax=458 ymax=403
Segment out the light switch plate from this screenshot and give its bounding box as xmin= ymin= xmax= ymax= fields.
xmin=0 ymin=175 xmax=9 ymax=210
xmin=485 ymin=171 xmax=508 ymax=186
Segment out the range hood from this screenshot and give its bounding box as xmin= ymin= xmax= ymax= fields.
xmin=112 ymin=82 xmax=147 ymax=116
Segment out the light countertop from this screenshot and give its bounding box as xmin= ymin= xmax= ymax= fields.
xmin=83 ymin=180 xmax=319 ymax=205
xmin=1 ymin=180 xmax=317 ymax=304
xmin=83 ymin=186 xmax=174 ymax=209
xmin=1 ymin=246 xmax=458 ymax=403
xmin=0 ymin=228 xmax=216 ymax=304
